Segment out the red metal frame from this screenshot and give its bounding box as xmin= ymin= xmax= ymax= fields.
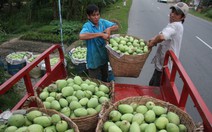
xmin=0 ymin=44 xmax=67 ymax=111
xmin=161 ymin=50 xmax=212 ymax=131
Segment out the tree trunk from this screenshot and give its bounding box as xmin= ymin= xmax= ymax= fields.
xmin=52 ymin=0 xmax=58 ymax=20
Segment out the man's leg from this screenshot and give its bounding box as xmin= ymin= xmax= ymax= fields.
xmin=149 ymin=69 xmax=162 ymax=86
xmin=100 ymin=63 xmax=108 ymax=82
xmin=88 ymin=68 xmax=100 ymax=80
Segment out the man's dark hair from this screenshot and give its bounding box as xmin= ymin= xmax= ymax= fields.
xmin=86 ymin=4 xmax=100 ymax=16
xmin=170 ymin=7 xmax=185 ymax=24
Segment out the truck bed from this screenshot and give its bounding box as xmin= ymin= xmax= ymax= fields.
xmin=0 ymin=45 xmax=211 ymax=131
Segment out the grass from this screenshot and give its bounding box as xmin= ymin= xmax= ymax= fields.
xmin=189 ymin=8 xmax=212 ymax=22
xmin=101 ymin=0 xmax=132 ymax=34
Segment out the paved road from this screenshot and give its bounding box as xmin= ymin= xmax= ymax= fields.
xmin=115 ymin=0 xmax=212 ymax=122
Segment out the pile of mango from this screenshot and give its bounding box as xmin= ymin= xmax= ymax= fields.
xmin=38 ymin=76 xmax=111 ymax=118
xmin=108 ymin=35 xmax=149 ymax=55
xmin=103 ymin=101 xmax=187 ymax=132
xmin=71 ymin=46 xmax=87 ymax=60
xmin=0 ymin=110 xmax=75 ymax=132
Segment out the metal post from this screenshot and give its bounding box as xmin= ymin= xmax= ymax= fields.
xmin=58 ymin=0 xmax=65 ymax=54
xmin=58 ymin=0 xmax=67 ymax=67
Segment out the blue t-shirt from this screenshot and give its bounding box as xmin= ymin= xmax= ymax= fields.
xmin=80 ymin=18 xmax=116 ymax=69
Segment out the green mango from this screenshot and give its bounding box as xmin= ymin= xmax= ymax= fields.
xmin=140 ymin=123 xmax=148 ymax=132
xmin=72 ymin=84 xmax=81 ymax=91
xmin=15 ymin=126 xmax=28 ymax=132
xmin=24 ymin=116 xmax=32 ymax=126
xmin=99 ymin=96 xmax=109 ymax=104
xmin=87 ymin=108 xmax=97 ymax=115
xmin=73 ymin=76 xmax=83 ymax=85
xmin=145 ymin=123 xmax=156 ymax=132
xmin=56 ymin=79 xmax=68 ymax=91
xmin=155 ymin=116 xmax=169 ymax=129
xmin=75 ymin=90 xmax=85 ymax=100
xmin=51 ymin=100 xmax=61 ymax=111
xmin=0 ymin=124 xmax=7 ymax=132
xmin=121 ymin=113 xmax=133 ymax=123
xmin=95 ymin=104 xmax=102 ymax=112
xmin=62 ymin=86 xmax=74 ymax=97
xmin=59 ymin=98 xmax=69 ymax=107
xmin=179 ymin=124 xmax=187 ymax=132
xmin=33 ymin=116 xmax=52 ymax=127
xmin=60 ymin=107 xmax=71 ymax=117
xmin=103 ymin=121 xmax=116 ymax=132
xmin=69 ymin=101 xmax=82 ymax=110
xmin=48 ymin=84 xmax=58 ymax=92
xmin=132 ymin=113 xmax=144 ymax=124
xmin=118 ymin=104 xmax=134 ymax=114
xmin=39 ymin=91 xmax=49 ymax=100
xmin=158 ymin=130 xmax=167 ymax=132
xmin=74 ymin=108 xmax=88 ymax=117
xmin=45 ymin=96 xmax=55 ymax=103
xmin=108 ymin=125 xmax=122 ymax=132
xmin=119 ymin=120 xmax=130 ymax=132
xmin=152 ymin=106 xmax=167 ymax=116
xmin=144 ymin=110 xmax=156 ymax=123
xmin=129 ymin=122 xmax=140 ymax=132
xmin=8 ymin=114 xmax=25 ymax=127
xmin=109 ymin=110 xmax=122 ymax=122
xmin=64 ymin=129 xmax=74 ymax=132
xmin=130 ymin=102 xmax=138 ymax=110
xmin=79 ymin=98 xmax=89 ymax=106
xmin=167 ymin=112 xmax=180 ymax=125
xmin=145 ymin=101 xmax=155 ymax=110
xmin=51 ymin=114 xmax=61 ymax=124
xmin=27 ymin=124 xmax=43 ymax=132
xmin=80 ymin=83 xmax=89 ymax=91
xmin=4 ymin=126 xmax=18 ymax=132
xmin=87 ymin=98 xmax=99 ymax=108
xmin=99 ymin=84 xmax=110 ymax=94
xmin=43 ymin=101 xmax=51 ymax=109
xmin=56 ymin=120 xmax=68 ymax=132
xmin=166 ymin=123 xmax=180 ymax=132
xmin=136 ymin=105 xmax=148 ymax=114
xmin=67 ymin=78 xmax=74 ymax=84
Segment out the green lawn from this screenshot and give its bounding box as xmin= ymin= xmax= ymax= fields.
xmin=189 ymin=9 xmax=212 ymax=22
xmin=101 ymin=0 xmax=132 ymax=34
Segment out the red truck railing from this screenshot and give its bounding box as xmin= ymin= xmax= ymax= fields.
xmin=0 ymin=44 xmax=67 ymax=111
xmin=161 ymin=50 xmax=212 ymax=131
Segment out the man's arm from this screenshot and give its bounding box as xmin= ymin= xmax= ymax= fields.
xmin=103 ymin=25 xmax=119 ymax=35
xmin=79 ymin=32 xmax=109 ymax=40
xmin=148 ymin=34 xmax=165 ymax=48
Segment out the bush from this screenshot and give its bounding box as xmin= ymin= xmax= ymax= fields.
xmin=205 ymin=9 xmax=212 ymax=18
xmin=21 ymin=20 xmax=82 ymax=44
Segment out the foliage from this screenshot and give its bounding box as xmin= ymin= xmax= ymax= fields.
xmin=21 ymin=20 xmax=82 ymax=44
xmin=204 ymin=8 xmax=212 ymax=18
xmin=101 ymin=0 xmax=132 ymax=34
xmin=189 ymin=8 xmax=212 ymax=22
xmin=0 ymin=86 xmax=23 ymax=111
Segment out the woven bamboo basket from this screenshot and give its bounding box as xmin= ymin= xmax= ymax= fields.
xmin=96 ymin=96 xmax=197 ymax=132
xmin=26 ymin=107 xmax=79 ymax=132
xmin=107 ymin=34 xmax=151 ymax=77
xmin=34 ymin=77 xmax=114 ymax=132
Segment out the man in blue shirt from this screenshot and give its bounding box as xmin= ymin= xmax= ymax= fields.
xmin=79 ymin=4 xmax=118 ymax=82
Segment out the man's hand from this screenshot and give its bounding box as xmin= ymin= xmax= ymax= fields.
xmin=101 ymin=33 xmax=110 ymax=40
xmin=147 ymin=40 xmax=154 ymax=49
